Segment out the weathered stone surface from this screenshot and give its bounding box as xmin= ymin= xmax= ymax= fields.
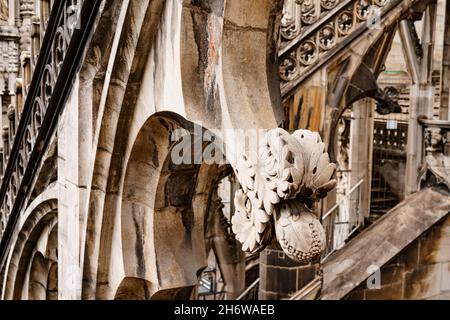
xmin=404 ymin=263 xmax=443 ymax=300
xmin=322 ymin=188 xmax=450 ymax=300
xmin=401 ymin=242 xmax=420 ymax=272
xmin=262 ymin=266 xmax=298 ymax=294
xmin=440 ymin=262 xmax=450 ymax=292
xmin=345 ymin=214 xmax=450 ymax=300
xmin=419 ymin=236 xmax=450 ymax=264
xmin=379 ymin=264 xmax=406 ymax=286
xmin=260 ymin=248 xmax=304 ymax=269
xmin=365 ymin=282 xmax=404 ymax=300
xmin=259 ymin=246 xmax=318 ymax=300
xmin=2 ymin=0 xmax=450 ymax=302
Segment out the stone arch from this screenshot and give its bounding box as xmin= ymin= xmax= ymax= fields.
xmin=1 ymin=193 xmax=57 ymax=300
xmin=118 ymin=112 xmax=225 ymax=299
xmin=82 ymin=0 xmax=284 ymax=299
xmin=28 ymin=252 xmax=48 ymax=300
xmin=81 ymin=0 xmax=168 ymax=299
xmin=325 ymin=27 xmax=400 ymax=161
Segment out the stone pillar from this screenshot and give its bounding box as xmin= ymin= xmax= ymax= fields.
xmin=57 ymin=76 xmax=83 ymax=299
xmin=405 ymin=83 xmax=433 ymax=195
xmin=349 ymin=98 xmax=374 ymax=220
xmin=259 ymin=246 xmax=319 ymax=300
xmin=30 ymin=15 xmax=39 ymax=68
xmin=400 ymin=5 xmax=436 ymax=196
xmin=8 ymin=0 xmax=15 ymax=24
xmin=40 ymin=0 xmax=50 ymax=29
xmin=19 ymin=0 xmax=33 ymax=90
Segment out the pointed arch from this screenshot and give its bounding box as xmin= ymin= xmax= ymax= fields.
xmin=1 ymin=185 xmax=57 ymax=300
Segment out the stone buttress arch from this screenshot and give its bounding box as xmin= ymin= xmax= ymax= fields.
xmin=81 ymin=0 xmax=284 ymax=299
xmin=1 ymin=186 xmax=58 ymax=300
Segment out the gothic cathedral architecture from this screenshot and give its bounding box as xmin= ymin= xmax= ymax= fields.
xmin=1 ymin=0 xmax=450 ymax=300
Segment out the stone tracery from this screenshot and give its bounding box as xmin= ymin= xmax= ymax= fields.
xmin=278 ymin=0 xmax=395 ymax=96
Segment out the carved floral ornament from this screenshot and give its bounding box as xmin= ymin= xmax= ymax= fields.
xmin=279 ymin=0 xmax=392 ymax=92
xmin=231 ymin=128 xmax=336 ymax=263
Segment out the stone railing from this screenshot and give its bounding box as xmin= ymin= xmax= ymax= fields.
xmin=0 ymin=0 xmax=101 ymax=259
xmin=279 ymin=0 xmax=401 ymax=96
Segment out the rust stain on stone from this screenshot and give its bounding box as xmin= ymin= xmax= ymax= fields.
xmin=285 ymin=88 xmax=324 ymax=132
xmin=203 ymin=16 xmax=221 ymax=111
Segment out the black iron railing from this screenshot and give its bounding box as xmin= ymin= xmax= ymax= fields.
xmin=0 ymin=0 xmax=101 ymax=266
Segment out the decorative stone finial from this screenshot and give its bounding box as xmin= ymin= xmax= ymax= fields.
xmin=20 ymin=0 xmax=34 ymax=17
xmin=231 ymin=128 xmax=336 ymax=264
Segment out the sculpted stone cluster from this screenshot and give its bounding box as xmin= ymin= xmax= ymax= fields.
xmin=231 ymin=128 xmax=336 ymax=263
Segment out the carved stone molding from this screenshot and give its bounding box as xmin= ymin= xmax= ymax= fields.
xmin=336 ymin=117 xmax=350 ymax=198
xmin=19 ymin=0 xmax=34 ymax=56
xmin=279 ymin=0 xmax=403 ymax=96
xmin=231 ymin=128 xmax=336 ymax=263
xmin=0 ymin=39 xmax=18 ymax=90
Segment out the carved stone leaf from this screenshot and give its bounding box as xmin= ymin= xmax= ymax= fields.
xmin=235 ymin=154 xmax=255 ymax=193
xmin=259 ymin=128 xmax=305 ymax=200
xmin=293 ymin=129 xmax=336 ymax=200
xmin=231 ymin=189 xmax=273 ymax=253
xmin=231 ymin=128 xmax=336 ymax=257
xmin=263 ymin=189 xmax=279 ymax=215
